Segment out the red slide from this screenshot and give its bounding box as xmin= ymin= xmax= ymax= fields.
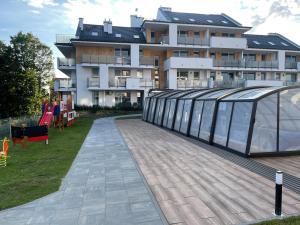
xmin=39 ymin=107 xmax=54 ymax=128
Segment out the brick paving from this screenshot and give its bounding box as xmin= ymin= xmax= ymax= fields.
xmin=0 ymin=118 xmax=167 ymax=225
xmin=116 ymin=119 xmax=300 ymax=225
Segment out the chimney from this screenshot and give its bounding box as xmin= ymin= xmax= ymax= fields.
xmin=130 ymin=15 xmax=144 ymax=28
xmin=79 ymin=17 xmax=83 ymax=31
xmin=104 ymin=19 xmax=112 ymax=34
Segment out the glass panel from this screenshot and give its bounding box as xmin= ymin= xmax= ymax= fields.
xmin=199 ymin=101 xmax=216 ymax=141
xmin=163 ymin=100 xmax=171 ymax=127
xmin=279 ymin=89 xmax=300 ymax=151
xmin=154 ymin=99 xmax=162 ymax=124
xmin=174 ymin=100 xmax=185 ymax=131
xmin=228 ymin=102 xmax=253 ymax=153
xmin=148 ymin=98 xmax=157 ymax=122
xmin=180 ymin=100 xmax=192 ymax=134
xmin=146 ymin=98 xmax=154 ymax=121
xmin=143 ymin=98 xmax=150 ymax=120
xmin=156 ymin=99 xmax=166 ymax=125
xmin=190 ymin=101 xmax=204 ymax=137
xmin=167 ymin=100 xmax=177 ymax=129
xmin=213 ymin=102 xmax=233 ymax=146
xmin=250 ymin=94 xmax=277 ymax=153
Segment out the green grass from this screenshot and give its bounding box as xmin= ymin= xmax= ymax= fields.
xmin=254 ymin=217 xmax=300 ymax=225
xmin=0 ymin=116 xmax=95 ymax=210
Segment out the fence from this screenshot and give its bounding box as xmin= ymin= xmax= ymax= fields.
xmin=0 ymin=115 xmax=40 ymax=139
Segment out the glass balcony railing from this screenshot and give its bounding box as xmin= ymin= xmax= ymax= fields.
xmin=285 ymin=61 xmax=297 ymax=69
xmin=57 ymin=58 xmax=76 ymax=67
xmin=58 ymin=80 xmax=76 ymax=89
xmin=213 ymin=80 xmax=245 ymax=88
xmin=81 ymin=55 xmax=131 ymax=65
xmin=109 ymin=77 xmax=127 ymax=87
xmin=213 ymin=60 xmax=279 ymax=69
xmin=156 ymin=35 xmax=169 ymax=44
xmin=87 ymin=77 xmax=100 ymax=88
xmin=177 ymin=37 xmax=209 ymax=46
xmin=56 ymin=34 xmax=77 ymax=44
xmin=177 ymin=79 xmax=208 ymax=89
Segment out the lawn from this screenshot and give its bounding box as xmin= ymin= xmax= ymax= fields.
xmin=0 ymin=115 xmax=96 ymax=210
xmin=254 ymin=217 xmax=300 ymax=225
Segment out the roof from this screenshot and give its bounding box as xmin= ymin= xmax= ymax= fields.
xmin=160 ymin=10 xmax=242 ymax=27
xmin=244 ymin=34 xmax=300 ymax=51
xmin=74 ymin=24 xmax=146 ymax=44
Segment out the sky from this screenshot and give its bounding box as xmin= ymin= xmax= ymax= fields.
xmin=0 ymin=0 xmax=300 ymax=62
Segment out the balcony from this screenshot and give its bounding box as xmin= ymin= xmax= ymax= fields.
xmin=57 ymin=58 xmax=76 ymax=69
xmin=210 ymin=36 xmax=247 ymax=49
xmin=109 ymin=77 xmax=155 ymax=89
xmin=177 ymin=79 xmax=208 ymax=89
xmin=109 ymin=77 xmax=126 ymax=88
xmin=213 ymin=60 xmax=279 ymax=69
xmin=81 ymin=55 xmax=131 ymax=65
xmin=140 ymin=56 xmax=158 ymax=66
xmin=56 ymin=34 xmax=77 ymax=44
xmin=285 ymin=61 xmax=297 ymax=69
xmin=213 ymin=80 xmax=245 ymax=88
xmin=165 ymin=57 xmax=213 ymax=70
xmin=54 ymin=79 xmax=76 ymax=91
xmin=177 ymin=37 xmax=209 ymax=46
xmin=87 ymin=77 xmax=100 ymax=88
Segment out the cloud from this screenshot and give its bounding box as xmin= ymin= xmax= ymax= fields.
xmin=22 ymin=0 xmax=58 ymax=8
xmin=30 ymin=9 xmax=41 ymax=14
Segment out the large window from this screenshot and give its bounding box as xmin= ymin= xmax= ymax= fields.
xmin=174 ymin=50 xmax=189 ymax=57
xmin=115 ymin=48 xmax=130 ymax=57
xmin=115 ymin=92 xmax=131 ymax=104
xmin=92 ymin=91 xmax=99 ymax=106
xmin=221 ymin=53 xmax=235 ymax=61
xmin=244 ymin=54 xmax=256 ymax=61
xmin=177 ymin=71 xmax=188 ymax=80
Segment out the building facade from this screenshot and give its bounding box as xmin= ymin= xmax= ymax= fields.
xmin=54 ymin=7 xmax=300 ymax=107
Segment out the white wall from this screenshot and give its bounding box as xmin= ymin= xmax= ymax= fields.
xmin=169 ymin=24 xmax=177 ymax=46
xmin=131 ymin=44 xmax=139 ymax=67
xmin=100 ymin=64 xmax=109 ymax=89
xmin=76 ymin=65 xmax=93 ymax=106
xmin=210 ymin=36 xmax=247 ymax=49
xmin=278 ymin=50 xmax=285 ymax=70
xmin=167 ymin=69 xmax=177 ymax=89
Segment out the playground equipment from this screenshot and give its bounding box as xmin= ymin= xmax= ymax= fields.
xmin=0 ymin=137 xmax=9 ymax=167
xmin=39 ymin=106 xmax=55 ymax=128
xmin=11 ymin=125 xmax=48 ymax=147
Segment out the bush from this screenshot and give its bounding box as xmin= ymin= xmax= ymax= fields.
xmin=74 ymin=102 xmax=142 ymax=112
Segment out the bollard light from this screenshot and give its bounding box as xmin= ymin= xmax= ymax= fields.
xmin=275 ymin=171 xmax=283 ymax=216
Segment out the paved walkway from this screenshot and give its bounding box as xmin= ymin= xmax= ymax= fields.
xmin=0 ymin=118 xmax=167 ymax=225
xmin=117 ymin=119 xmax=300 ymax=225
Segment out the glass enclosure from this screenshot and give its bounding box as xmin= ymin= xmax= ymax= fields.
xmin=144 ymin=87 xmax=300 ymax=156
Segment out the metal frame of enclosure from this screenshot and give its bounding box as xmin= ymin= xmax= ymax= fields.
xmin=143 ymin=86 xmax=300 ymax=157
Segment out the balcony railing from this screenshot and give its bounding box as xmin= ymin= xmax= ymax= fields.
xmin=57 ymin=58 xmax=76 ymax=67
xmin=87 ymin=77 xmax=100 ymax=88
xmin=213 ymin=80 xmax=245 ymax=88
xmin=109 ymin=77 xmax=127 ymax=87
xmin=177 ymin=37 xmax=209 ymax=46
xmin=81 ymin=55 xmax=131 ymax=65
xmin=56 ymin=34 xmax=77 ymax=44
xmin=140 ymin=56 xmax=158 ymax=66
xmin=157 ymin=35 xmax=169 ymax=44
xmin=285 ymin=61 xmax=297 ymax=69
xmin=213 ymin=60 xmax=279 ymax=69
xmin=140 ymin=79 xmax=155 ymax=88
xmin=177 ymin=79 xmax=208 ymax=89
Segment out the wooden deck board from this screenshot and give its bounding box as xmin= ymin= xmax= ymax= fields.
xmin=117 ymin=119 xmax=300 ymax=225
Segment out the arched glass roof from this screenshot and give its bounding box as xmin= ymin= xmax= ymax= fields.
xmin=168 ymin=89 xmax=198 ymax=99
xmin=157 ymin=90 xmax=182 ymax=99
xmin=222 ymin=87 xmax=282 ymax=100
xmin=196 ymin=89 xmax=235 ymax=100
xmin=180 ymin=89 xmax=211 ymax=99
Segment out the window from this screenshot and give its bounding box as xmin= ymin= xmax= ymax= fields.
xmin=115 ymin=69 xmax=130 ymax=77
xmin=221 ymin=53 xmax=235 ymax=61
xmin=189 ymin=18 xmax=195 ymax=22
xmin=133 ymin=35 xmax=140 ymax=39
xmin=151 ymin=32 xmax=155 ymax=38
xmin=244 ymin=73 xmax=255 ymax=80
xmin=177 ymin=71 xmax=188 ymax=80
xmin=222 ymin=20 xmax=228 ymax=24
xmin=92 ymin=91 xmax=99 ymax=106
xmin=210 ymin=53 xmax=216 ymax=59
xmin=115 ymin=92 xmax=131 ymax=104
xmin=286 ymin=55 xmax=296 ymax=62
xmin=91 ymin=32 xmax=98 ymax=36
xmin=229 ymin=33 xmax=235 ymax=37
xmin=193 ymin=51 xmax=200 ymax=56
xmin=253 ymin=41 xmax=260 ymax=45
xmin=206 ymin=19 xmax=213 ymax=23
xmin=137 ymin=70 xmax=143 ymax=78
xmin=115 ymin=48 xmax=130 ymax=57
xmin=281 ymin=42 xmax=289 ymax=46
xmin=268 ymin=41 xmax=275 ymax=46
xmin=91 ymin=68 xmax=99 ymax=76
xmin=222 ymin=33 xmax=229 ymax=37
xmin=194 ymin=32 xmax=200 ymax=37
xmin=285 ymin=74 xmax=296 ymax=82
xmin=178 ymin=30 xmax=188 ymax=37
xmin=173 ymin=17 xmax=179 ymax=21
xmin=173 ymin=50 xmax=188 ymax=57
xmin=244 ymin=54 xmax=256 ymax=61
xmin=115 ymin=33 xmax=122 ymax=38
xmin=261 ymin=54 xmax=267 ymax=61
xmin=211 ymin=33 xmax=216 ymax=37
xmin=194 ymin=71 xmax=200 ymax=80
xmin=261 ymin=72 xmax=266 ymax=80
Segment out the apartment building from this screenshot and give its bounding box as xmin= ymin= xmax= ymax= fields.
xmin=54 ymin=7 xmax=300 ymax=107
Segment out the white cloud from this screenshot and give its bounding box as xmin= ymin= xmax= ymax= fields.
xmin=30 ymin=9 xmax=41 ymax=14
xmin=22 ymin=0 xmax=58 ymax=8
xmin=61 ymin=0 xmax=300 ymax=44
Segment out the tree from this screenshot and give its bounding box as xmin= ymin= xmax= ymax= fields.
xmin=0 ymin=32 xmax=54 ymax=118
